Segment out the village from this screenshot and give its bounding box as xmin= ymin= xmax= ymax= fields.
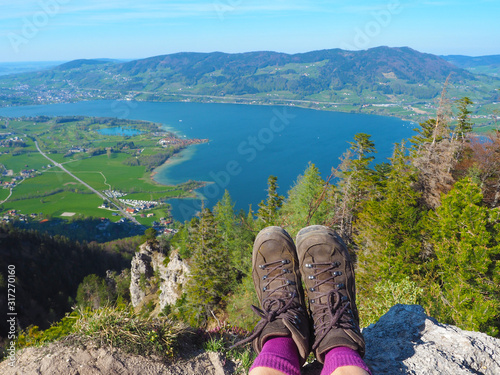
xmin=98 ymin=190 xmax=175 ymax=233
xmin=158 ymin=136 xmax=209 ymax=147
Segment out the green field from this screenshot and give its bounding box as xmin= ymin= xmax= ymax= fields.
xmin=0 ymin=116 xmax=200 ymax=228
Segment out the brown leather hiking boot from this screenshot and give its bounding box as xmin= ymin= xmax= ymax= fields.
xmin=296 ymin=225 xmax=365 ymax=363
xmin=235 ymin=226 xmax=310 ymax=364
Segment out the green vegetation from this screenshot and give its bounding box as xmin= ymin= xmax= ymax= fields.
xmin=0 ymin=116 xmax=205 ymax=233
xmin=1 ymin=95 xmax=499 ymax=366
xmin=164 ymin=96 xmax=500 ymax=338
xmin=1 ymin=47 xmax=499 ymax=125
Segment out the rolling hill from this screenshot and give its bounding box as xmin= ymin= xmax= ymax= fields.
xmin=1 ymin=47 xmax=498 ymax=121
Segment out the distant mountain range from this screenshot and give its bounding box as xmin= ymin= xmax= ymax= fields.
xmin=441 ymin=54 xmax=500 ymax=69
xmin=1 ymin=47 xmax=498 ymax=119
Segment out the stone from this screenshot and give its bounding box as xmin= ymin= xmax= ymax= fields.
xmin=129 ymin=243 xmax=189 ymax=312
xmin=362 ymin=304 xmax=500 ymax=375
xmin=156 ymin=250 xmax=190 ymax=310
xmin=129 ymin=246 xmax=153 ymax=307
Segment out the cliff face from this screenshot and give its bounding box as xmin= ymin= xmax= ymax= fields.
xmin=3 ymin=304 xmax=499 ymax=374
xmin=129 ymin=244 xmax=189 ymax=314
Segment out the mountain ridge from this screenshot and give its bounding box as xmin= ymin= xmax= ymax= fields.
xmin=1 ymin=46 xmax=498 ymax=123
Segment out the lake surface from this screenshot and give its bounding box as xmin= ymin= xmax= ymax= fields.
xmin=0 ymin=101 xmax=417 ymax=221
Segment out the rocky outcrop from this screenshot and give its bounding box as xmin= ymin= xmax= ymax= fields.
xmin=2 ymin=305 xmax=499 ymax=374
xmin=156 ymin=251 xmax=189 ymax=309
xmin=0 ymin=341 xmax=234 ymax=375
xmin=130 ymin=244 xmax=189 ymax=313
xmin=129 ymin=247 xmax=154 ymax=307
xmin=362 ymin=304 xmax=500 ymax=375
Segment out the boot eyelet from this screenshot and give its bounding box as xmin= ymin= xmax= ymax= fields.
xmin=259 ymin=265 xmax=266 ymax=269
xmin=281 ymin=260 xmax=290 ymax=264
xmin=308 ymin=276 xmax=315 ymax=280
xmin=311 ymin=299 xmax=315 ymax=304
xmin=262 ymin=275 xmax=268 ymax=280
xmin=333 ymin=271 xmax=342 ymax=276
xmin=263 ymin=287 xmax=267 ymax=291
xmin=286 ymin=280 xmax=295 ymax=285
xmin=336 ymin=283 xmax=344 ymax=289
xmin=310 ymin=287 xmax=315 ymax=292
xmin=305 ymin=264 xmax=313 ymax=268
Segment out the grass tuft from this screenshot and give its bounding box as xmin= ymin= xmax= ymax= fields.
xmin=73 ymin=306 xmax=183 ymax=360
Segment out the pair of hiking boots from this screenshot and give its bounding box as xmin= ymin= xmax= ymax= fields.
xmin=244 ymin=225 xmax=365 ymax=365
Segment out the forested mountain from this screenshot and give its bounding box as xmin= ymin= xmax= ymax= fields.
xmin=442 ymin=54 xmax=500 ymax=77
xmin=1 ymin=47 xmax=498 ymax=113
xmin=442 ymin=54 xmax=500 ymax=68
xmin=0 ymin=226 xmax=135 ymax=337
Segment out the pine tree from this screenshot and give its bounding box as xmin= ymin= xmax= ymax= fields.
xmin=333 ymin=133 xmax=377 ymax=243
xmin=257 ymin=175 xmax=284 ymax=228
xmin=355 ymin=143 xmax=424 ymax=284
xmin=213 ymin=190 xmax=253 ymax=272
xmin=281 ymin=163 xmax=330 ymax=236
xmin=454 ymin=97 xmax=474 ymax=142
xmin=426 ymin=179 xmax=500 ymax=335
xmin=184 ymin=208 xmax=236 ymax=326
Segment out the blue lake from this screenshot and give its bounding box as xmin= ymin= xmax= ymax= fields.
xmin=0 ymin=101 xmax=417 ymax=221
xmin=97 ymin=126 xmax=143 ymax=136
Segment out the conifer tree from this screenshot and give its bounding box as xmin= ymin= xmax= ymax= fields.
xmin=356 ymin=143 xmax=423 ymax=278
xmin=333 ymin=133 xmax=377 ymax=243
xmin=454 ymin=97 xmax=474 ymax=142
xmin=257 ymin=175 xmax=284 ymax=228
xmin=184 ymin=208 xmax=235 ymax=326
xmin=426 ymin=179 xmax=500 ymax=335
xmin=281 ymin=163 xmax=330 ymax=236
xmin=214 ymin=190 xmax=253 ymax=272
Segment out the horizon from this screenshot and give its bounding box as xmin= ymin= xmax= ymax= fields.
xmin=1 ymin=1 xmax=499 ymax=63
xmin=2 ymin=46 xmax=500 ymax=65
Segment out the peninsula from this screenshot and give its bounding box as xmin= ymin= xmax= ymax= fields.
xmin=0 ymin=115 xmax=206 ymax=236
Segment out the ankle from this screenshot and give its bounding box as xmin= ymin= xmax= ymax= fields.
xmin=321 ymin=347 xmax=371 ymax=375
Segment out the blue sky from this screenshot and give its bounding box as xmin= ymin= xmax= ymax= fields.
xmin=1 ymin=0 xmax=498 ymax=62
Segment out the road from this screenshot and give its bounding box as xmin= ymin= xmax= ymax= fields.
xmin=34 ymin=140 xmax=141 ymax=225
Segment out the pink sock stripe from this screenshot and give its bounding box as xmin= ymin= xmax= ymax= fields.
xmin=250 ymin=337 xmax=301 ymax=375
xmin=321 ymin=347 xmax=372 ymax=375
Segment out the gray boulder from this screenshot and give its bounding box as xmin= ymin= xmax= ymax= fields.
xmin=362 ymin=304 xmax=500 ymax=374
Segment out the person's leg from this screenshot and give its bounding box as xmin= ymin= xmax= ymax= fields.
xmin=249 ymin=336 xmax=300 ymax=375
xmin=296 ymin=225 xmax=371 ymax=375
xmin=234 ymin=227 xmax=310 ymax=374
xmin=321 ymin=347 xmax=371 ymax=375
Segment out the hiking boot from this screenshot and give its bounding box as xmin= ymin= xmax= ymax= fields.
xmin=235 ymin=226 xmax=310 ymax=364
xmin=296 ymin=225 xmax=365 ymax=363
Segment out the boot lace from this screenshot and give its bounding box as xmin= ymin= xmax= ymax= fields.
xmin=307 ymin=261 xmax=355 ymax=350
xmin=230 ymin=258 xmax=302 ymax=348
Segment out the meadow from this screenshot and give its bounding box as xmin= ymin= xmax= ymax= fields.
xmin=0 ymin=116 xmax=198 ymax=226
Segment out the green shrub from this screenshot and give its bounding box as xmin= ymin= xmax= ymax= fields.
xmin=226 ymin=274 xmax=259 ymax=331
xmin=16 ymin=311 xmax=79 ymax=349
xmin=358 ymin=276 xmax=423 ymax=327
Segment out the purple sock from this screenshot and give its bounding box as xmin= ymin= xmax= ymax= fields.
xmin=250 ymin=336 xmax=301 ymax=375
xmin=320 ymin=347 xmax=371 ymax=375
